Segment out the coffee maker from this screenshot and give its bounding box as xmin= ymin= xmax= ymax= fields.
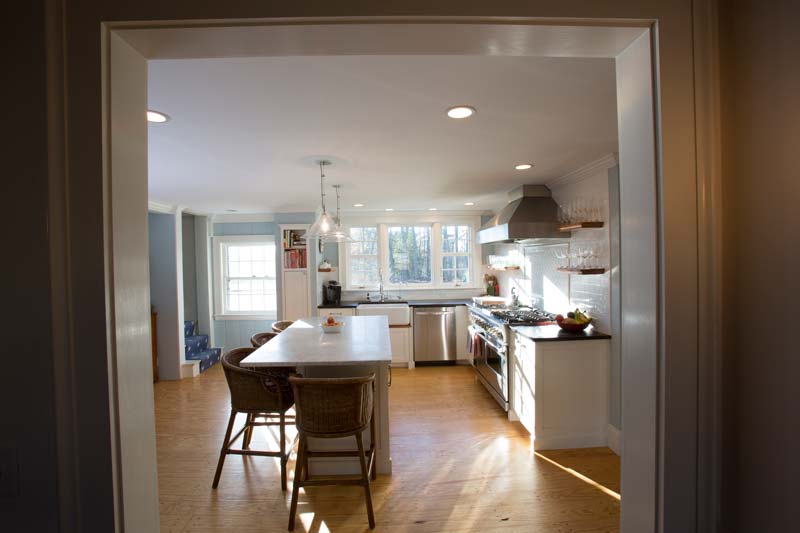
xmin=322 ymin=280 xmax=342 ymax=306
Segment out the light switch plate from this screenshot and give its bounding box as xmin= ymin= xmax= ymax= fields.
xmin=0 ymin=445 xmax=20 ymax=498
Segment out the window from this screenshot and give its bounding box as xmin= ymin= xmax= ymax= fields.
xmin=387 ymin=225 xmax=432 ymax=285
xmin=441 ymin=225 xmax=471 ymax=285
xmin=213 ymin=236 xmax=277 ymax=319
xmin=347 ymin=226 xmax=379 ymax=288
xmin=341 ymin=217 xmax=481 ymax=290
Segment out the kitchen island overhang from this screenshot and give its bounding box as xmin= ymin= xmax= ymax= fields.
xmin=241 ymin=315 xmax=392 ymax=475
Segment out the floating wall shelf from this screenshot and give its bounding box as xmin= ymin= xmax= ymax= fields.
xmin=557 ymin=267 xmax=607 ymax=275
xmin=558 ymin=221 xmax=604 ymax=232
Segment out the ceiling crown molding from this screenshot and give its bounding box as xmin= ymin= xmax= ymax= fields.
xmin=148 ymin=200 xmax=177 ymax=214
xmin=547 ymin=152 xmax=619 ymax=189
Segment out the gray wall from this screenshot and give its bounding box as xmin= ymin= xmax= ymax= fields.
xmin=181 ymin=214 xmax=198 ymax=324
xmin=148 ymin=213 xmax=183 ymax=380
xmin=720 ymin=1 xmax=800 ymax=530
xmin=1 ymin=2 xmax=61 ymax=530
xmin=212 ymin=214 xmax=315 ymax=349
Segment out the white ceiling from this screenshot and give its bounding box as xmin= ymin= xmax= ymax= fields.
xmin=148 ymin=54 xmax=619 ymax=214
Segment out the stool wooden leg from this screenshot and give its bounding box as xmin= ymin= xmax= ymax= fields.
xmin=288 ymin=434 xmax=306 ymax=531
xmin=212 ymin=409 xmax=237 ymax=489
xmin=355 ymin=432 xmax=376 ymax=529
xmin=369 ymin=415 xmax=377 ymax=481
xmin=243 ymin=413 xmax=254 ymax=449
xmin=279 ymin=412 xmax=287 ymax=491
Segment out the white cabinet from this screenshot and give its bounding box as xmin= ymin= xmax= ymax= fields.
xmin=511 ymin=334 xmax=610 ymax=450
xmin=282 ymin=270 xmax=309 ymax=321
xmin=389 ymin=327 xmax=411 ymax=367
xmin=317 ymin=307 xmax=355 ymax=317
xmin=455 ymin=305 xmax=470 ymax=361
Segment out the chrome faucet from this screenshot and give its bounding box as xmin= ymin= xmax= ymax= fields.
xmin=378 ymin=268 xmax=385 ymax=301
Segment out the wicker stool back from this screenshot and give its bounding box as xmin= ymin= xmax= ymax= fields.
xmin=221 ymin=347 xmax=293 ymax=412
xmin=271 ymin=320 xmax=294 ymax=333
xmin=250 ymin=331 xmax=278 ymax=347
xmin=289 ymin=374 xmax=375 ymax=438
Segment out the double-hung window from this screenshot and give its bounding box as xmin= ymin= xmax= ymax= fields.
xmin=347 ymin=226 xmax=379 ymax=288
xmin=440 ymin=224 xmax=471 ymax=285
xmin=213 ymin=236 xmax=277 ymax=319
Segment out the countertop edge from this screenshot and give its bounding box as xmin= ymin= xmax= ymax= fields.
xmin=318 ymin=299 xmax=472 ymax=309
xmin=511 ymin=324 xmax=611 ymax=342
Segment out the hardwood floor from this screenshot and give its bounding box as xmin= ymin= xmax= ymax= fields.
xmin=155 ymin=364 xmax=620 ymax=532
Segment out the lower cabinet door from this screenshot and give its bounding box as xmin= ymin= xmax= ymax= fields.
xmin=389 ymin=327 xmax=410 ymax=366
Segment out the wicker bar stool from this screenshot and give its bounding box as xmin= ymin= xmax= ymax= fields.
xmin=271 ymin=320 xmax=294 ymax=333
xmin=288 ymin=374 xmax=377 ymax=531
xmin=250 ymin=331 xmax=278 ymax=347
xmin=212 ymin=347 xmax=297 ymax=491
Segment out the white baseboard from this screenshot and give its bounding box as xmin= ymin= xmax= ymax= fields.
xmin=534 ymin=431 xmax=607 ymax=451
xmin=606 ymin=424 xmax=622 ymax=456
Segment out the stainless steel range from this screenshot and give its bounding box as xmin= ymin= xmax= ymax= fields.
xmin=468 ymin=303 xmax=556 ymax=410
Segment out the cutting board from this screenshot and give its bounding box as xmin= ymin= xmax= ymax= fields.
xmin=472 ymin=296 xmax=507 ymax=307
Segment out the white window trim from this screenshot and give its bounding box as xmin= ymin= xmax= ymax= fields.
xmin=339 ymin=214 xmax=483 ymax=291
xmin=212 ymin=234 xmax=278 ymax=320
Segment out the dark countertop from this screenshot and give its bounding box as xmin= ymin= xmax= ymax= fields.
xmin=511 ymin=324 xmax=611 ymax=342
xmin=318 ymin=299 xmax=472 ymax=309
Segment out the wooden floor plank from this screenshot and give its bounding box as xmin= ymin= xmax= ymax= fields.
xmin=155 ymin=364 xmax=620 ymax=531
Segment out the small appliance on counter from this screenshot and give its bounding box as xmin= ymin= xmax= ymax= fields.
xmin=322 ymin=280 xmax=342 ymax=306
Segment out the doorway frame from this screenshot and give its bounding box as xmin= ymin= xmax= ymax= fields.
xmin=49 ymin=4 xmax=722 ymax=532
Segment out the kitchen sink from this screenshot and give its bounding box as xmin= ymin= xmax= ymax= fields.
xmin=356 ymin=303 xmax=410 ymax=326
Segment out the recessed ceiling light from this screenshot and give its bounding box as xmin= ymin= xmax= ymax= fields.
xmin=446 ymin=106 xmax=476 ymax=119
xmin=515 ymin=163 xmax=533 ymax=170
xmin=353 ymin=203 xmax=365 ymax=207
xmin=464 ymin=202 xmax=475 ymax=206
xmin=428 ymin=208 xmax=438 ymax=211
xmin=147 ymin=110 xmax=170 ymax=123
xmin=385 ymin=208 xmax=394 ymax=212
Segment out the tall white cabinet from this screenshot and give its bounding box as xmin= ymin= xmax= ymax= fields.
xmin=279 ymin=225 xmax=311 ymax=321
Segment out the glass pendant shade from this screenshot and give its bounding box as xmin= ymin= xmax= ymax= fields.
xmin=306 ymin=209 xmax=336 ymax=239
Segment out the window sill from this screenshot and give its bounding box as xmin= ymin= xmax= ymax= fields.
xmin=214 ymin=314 xmax=277 ymax=321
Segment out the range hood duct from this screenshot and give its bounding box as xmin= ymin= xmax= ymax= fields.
xmin=476 ymin=185 xmax=567 ymax=245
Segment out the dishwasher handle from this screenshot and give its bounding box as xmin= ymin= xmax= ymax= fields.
xmin=414 ymin=310 xmax=454 ymax=316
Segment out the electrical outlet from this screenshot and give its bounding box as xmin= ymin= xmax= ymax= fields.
xmin=0 ymin=445 xmax=20 ymax=498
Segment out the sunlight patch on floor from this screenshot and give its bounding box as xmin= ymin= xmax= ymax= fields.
xmin=534 ymin=451 xmax=621 ymax=500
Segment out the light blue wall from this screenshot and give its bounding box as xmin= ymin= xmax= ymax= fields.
xmin=148 ymin=212 xmax=182 ymax=380
xmin=211 ymin=214 xmax=316 ymax=349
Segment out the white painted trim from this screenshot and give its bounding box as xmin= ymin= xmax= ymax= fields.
xmin=180 ymin=360 xmax=200 ymax=379
xmin=607 ymin=424 xmax=622 ymax=456
xmin=148 ymin=200 xmax=176 ymax=214
xmin=534 ymin=431 xmax=608 ymax=450
xmin=213 ymin=212 xmax=276 ymax=223
xmin=546 ymin=152 xmax=619 ymax=189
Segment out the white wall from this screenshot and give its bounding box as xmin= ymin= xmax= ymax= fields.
xmin=181 ymin=213 xmax=198 ymax=324
xmin=109 ymin=32 xmax=160 ymax=532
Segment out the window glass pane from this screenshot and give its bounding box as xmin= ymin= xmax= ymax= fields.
xmin=456 ymin=255 xmax=469 ymax=269
xmin=456 ymin=268 xmax=469 ymax=283
xmin=348 ymin=227 xmax=379 ymax=287
xmin=443 ymin=269 xmax=454 ymax=283
xmin=443 ymin=256 xmax=455 ymax=269
xmin=223 ymin=242 xmax=277 ymax=314
xmin=388 ymin=226 xmax=431 ymax=284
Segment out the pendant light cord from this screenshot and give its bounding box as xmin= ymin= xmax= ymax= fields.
xmin=319 ymin=160 xmax=327 ymax=213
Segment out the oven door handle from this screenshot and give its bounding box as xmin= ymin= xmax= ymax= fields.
xmin=475 ymin=330 xmax=506 ymax=355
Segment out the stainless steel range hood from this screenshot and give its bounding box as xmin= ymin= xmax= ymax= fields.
xmin=477 ymin=185 xmax=567 ymax=245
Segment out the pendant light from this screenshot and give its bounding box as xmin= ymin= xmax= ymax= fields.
xmin=323 ymin=184 xmax=352 ymax=243
xmin=306 ymin=160 xmax=336 ymax=240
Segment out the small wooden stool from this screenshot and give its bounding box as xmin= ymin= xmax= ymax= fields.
xmin=288 ymin=374 xmax=377 ymax=530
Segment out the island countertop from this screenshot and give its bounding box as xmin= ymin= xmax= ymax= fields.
xmin=511 ymin=324 xmax=611 ymax=342
xmin=240 ymin=315 xmax=392 ymax=367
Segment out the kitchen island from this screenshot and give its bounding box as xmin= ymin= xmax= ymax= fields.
xmin=240 ymin=315 xmax=392 ymax=475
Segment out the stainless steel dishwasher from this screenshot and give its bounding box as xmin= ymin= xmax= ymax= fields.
xmin=413 ymin=306 xmax=457 ymax=363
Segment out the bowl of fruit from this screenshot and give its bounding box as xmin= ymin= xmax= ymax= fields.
xmin=555 ymin=309 xmax=592 ymax=332
xmin=320 ymin=314 xmax=344 ymax=333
